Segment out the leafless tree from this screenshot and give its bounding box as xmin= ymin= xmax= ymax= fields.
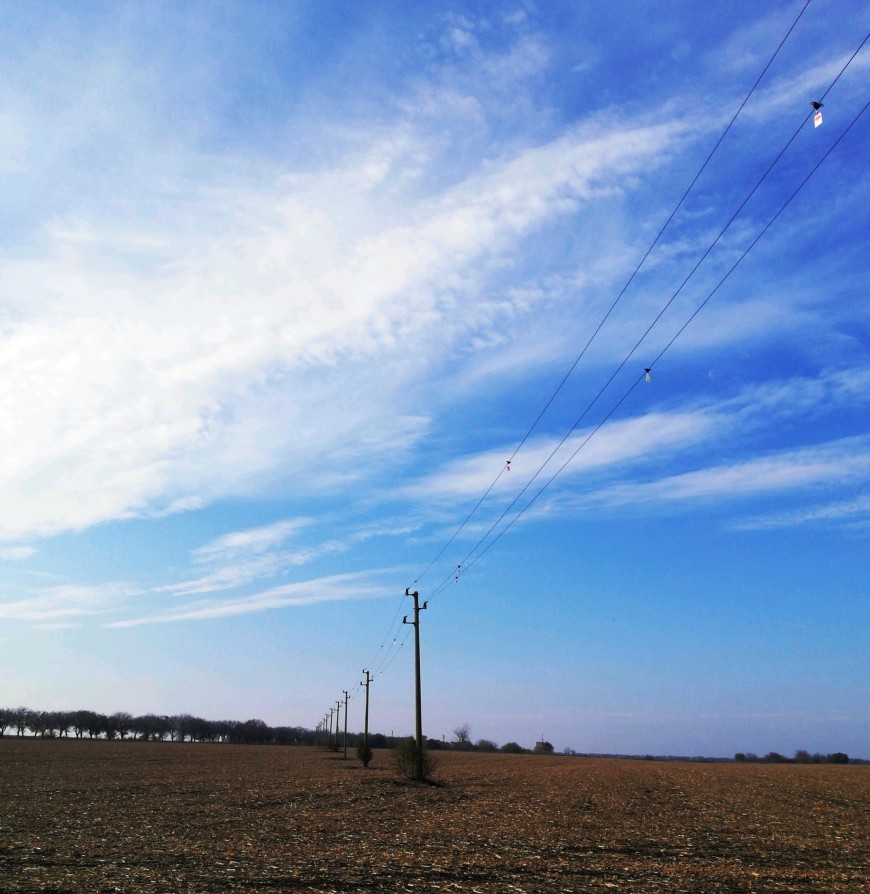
xmin=453 ymin=723 xmax=472 ymax=748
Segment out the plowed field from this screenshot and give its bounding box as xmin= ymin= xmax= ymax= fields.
xmin=1 ymin=739 xmax=867 ymax=892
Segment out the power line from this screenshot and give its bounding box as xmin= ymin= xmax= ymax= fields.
xmin=409 ymin=0 xmax=816 ymax=591
xmin=505 ymin=0 xmax=814 ymax=466
xmin=321 ymin=15 xmax=868 ymax=731
xmin=423 ymin=26 xmax=870 ymax=601
xmin=462 ymin=96 xmax=870 ymax=575
xmin=358 ymin=1 xmax=822 ymax=668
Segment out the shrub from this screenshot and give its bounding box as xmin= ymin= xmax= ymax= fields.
xmin=357 ymin=741 xmax=373 ymax=767
xmin=392 ymin=738 xmax=436 ymax=781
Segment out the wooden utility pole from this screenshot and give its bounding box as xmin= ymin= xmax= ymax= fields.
xmin=334 ymin=700 xmax=341 ymax=750
xmin=361 ymin=669 xmax=372 ymax=763
xmin=403 ymin=587 xmax=427 ymax=781
xmin=342 ymin=690 xmax=349 ymax=759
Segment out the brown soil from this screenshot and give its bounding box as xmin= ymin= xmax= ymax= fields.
xmin=1 ymin=739 xmax=867 ymax=892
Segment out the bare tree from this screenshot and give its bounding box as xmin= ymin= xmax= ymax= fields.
xmin=72 ymin=710 xmax=94 ymax=739
xmin=29 ymin=710 xmax=51 ymax=737
xmin=110 ymin=712 xmax=134 ymax=740
xmin=86 ymin=712 xmax=109 ymax=739
xmin=12 ymin=707 xmax=31 ymax=736
xmin=43 ymin=711 xmax=71 ymax=738
xmin=453 ymin=723 xmax=472 ymax=749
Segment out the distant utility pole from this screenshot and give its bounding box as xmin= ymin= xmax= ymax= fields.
xmin=328 ymin=708 xmax=335 ymax=746
xmin=361 ymin=669 xmax=372 ymax=762
xmin=403 ymin=587 xmax=428 ymax=781
xmin=334 ymin=699 xmax=341 ymax=750
xmin=342 ymin=690 xmax=349 ymax=759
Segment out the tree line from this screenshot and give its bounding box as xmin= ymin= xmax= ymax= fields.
xmin=0 ymin=707 xmax=315 ymax=745
xmin=1 ymin=708 xmax=551 ymax=755
xmin=734 ymin=750 xmax=851 ymax=764
xmin=0 ymin=706 xmax=461 ymax=751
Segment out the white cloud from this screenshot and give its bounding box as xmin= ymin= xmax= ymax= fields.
xmin=408 ymin=368 xmax=870 ymax=534
xmin=108 ymin=571 xmax=388 ymax=627
xmin=193 ymin=519 xmax=311 ymax=562
xmin=733 ymin=494 xmax=870 ymax=530
xmin=583 ymin=436 xmax=870 ymax=509
xmin=1 ymin=5 xmax=865 ymax=565
xmin=0 ymin=545 xmax=35 ymax=561
xmin=408 ymin=410 xmax=718 ymax=501
xmin=0 ymin=101 xmax=687 ymax=543
xmin=157 ymin=517 xmax=419 ymax=599
xmin=0 ymin=583 xmax=135 ymax=622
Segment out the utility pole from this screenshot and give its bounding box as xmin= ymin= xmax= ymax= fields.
xmin=342 ymin=690 xmax=349 ymax=759
xmin=403 ymin=587 xmax=428 ymax=781
xmin=328 ymin=708 xmax=334 ymax=747
xmin=334 ymin=699 xmax=341 ymax=750
xmin=361 ymin=669 xmax=372 ymax=764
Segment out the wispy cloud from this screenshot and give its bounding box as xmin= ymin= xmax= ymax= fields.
xmin=193 ymin=519 xmax=311 ymax=562
xmin=7 ymin=1 xmax=858 ymax=551
xmin=407 ymin=410 xmax=718 ymax=500
xmin=582 ymin=436 xmax=870 ymax=510
xmin=0 ymin=100 xmax=692 ymax=544
xmin=0 ymin=545 xmax=36 ymax=561
xmin=0 ymin=583 xmax=136 ymax=622
xmin=108 ymin=571 xmax=388 ymax=628
xmin=0 ymin=516 xmax=412 ymax=627
xmin=156 ymin=517 xmax=418 ymax=599
xmin=410 ymin=368 xmax=870 ymax=532
xmin=733 ymin=494 xmax=870 ymax=531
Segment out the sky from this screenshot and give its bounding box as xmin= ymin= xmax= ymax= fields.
xmin=1 ymin=0 xmax=868 ymax=758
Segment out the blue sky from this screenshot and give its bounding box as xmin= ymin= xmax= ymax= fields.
xmin=1 ymin=0 xmax=868 ymax=757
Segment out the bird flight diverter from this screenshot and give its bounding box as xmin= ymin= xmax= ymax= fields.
xmin=812 ymin=101 xmax=823 ymax=128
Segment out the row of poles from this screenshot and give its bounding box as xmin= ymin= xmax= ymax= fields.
xmin=315 ymin=588 xmax=428 ymax=780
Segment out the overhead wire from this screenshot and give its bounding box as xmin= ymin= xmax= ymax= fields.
xmin=462 ymin=95 xmax=870 ymax=577
xmin=423 ymin=25 xmax=870 ymax=600
xmin=349 ymin=0 xmax=831 ymax=699
xmin=503 ymin=0 xmax=814 ymax=466
xmin=325 ymin=10 xmax=867 ymax=721
xmin=410 ymin=0 xmax=815 ymax=589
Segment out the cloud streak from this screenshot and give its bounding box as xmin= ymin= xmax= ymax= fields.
xmin=108 ymin=572 xmax=389 ymax=628
xmin=0 ymin=583 xmax=136 ymax=623
xmin=582 ymin=436 xmax=870 ymax=510
xmin=0 ymin=101 xmax=693 ymax=543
